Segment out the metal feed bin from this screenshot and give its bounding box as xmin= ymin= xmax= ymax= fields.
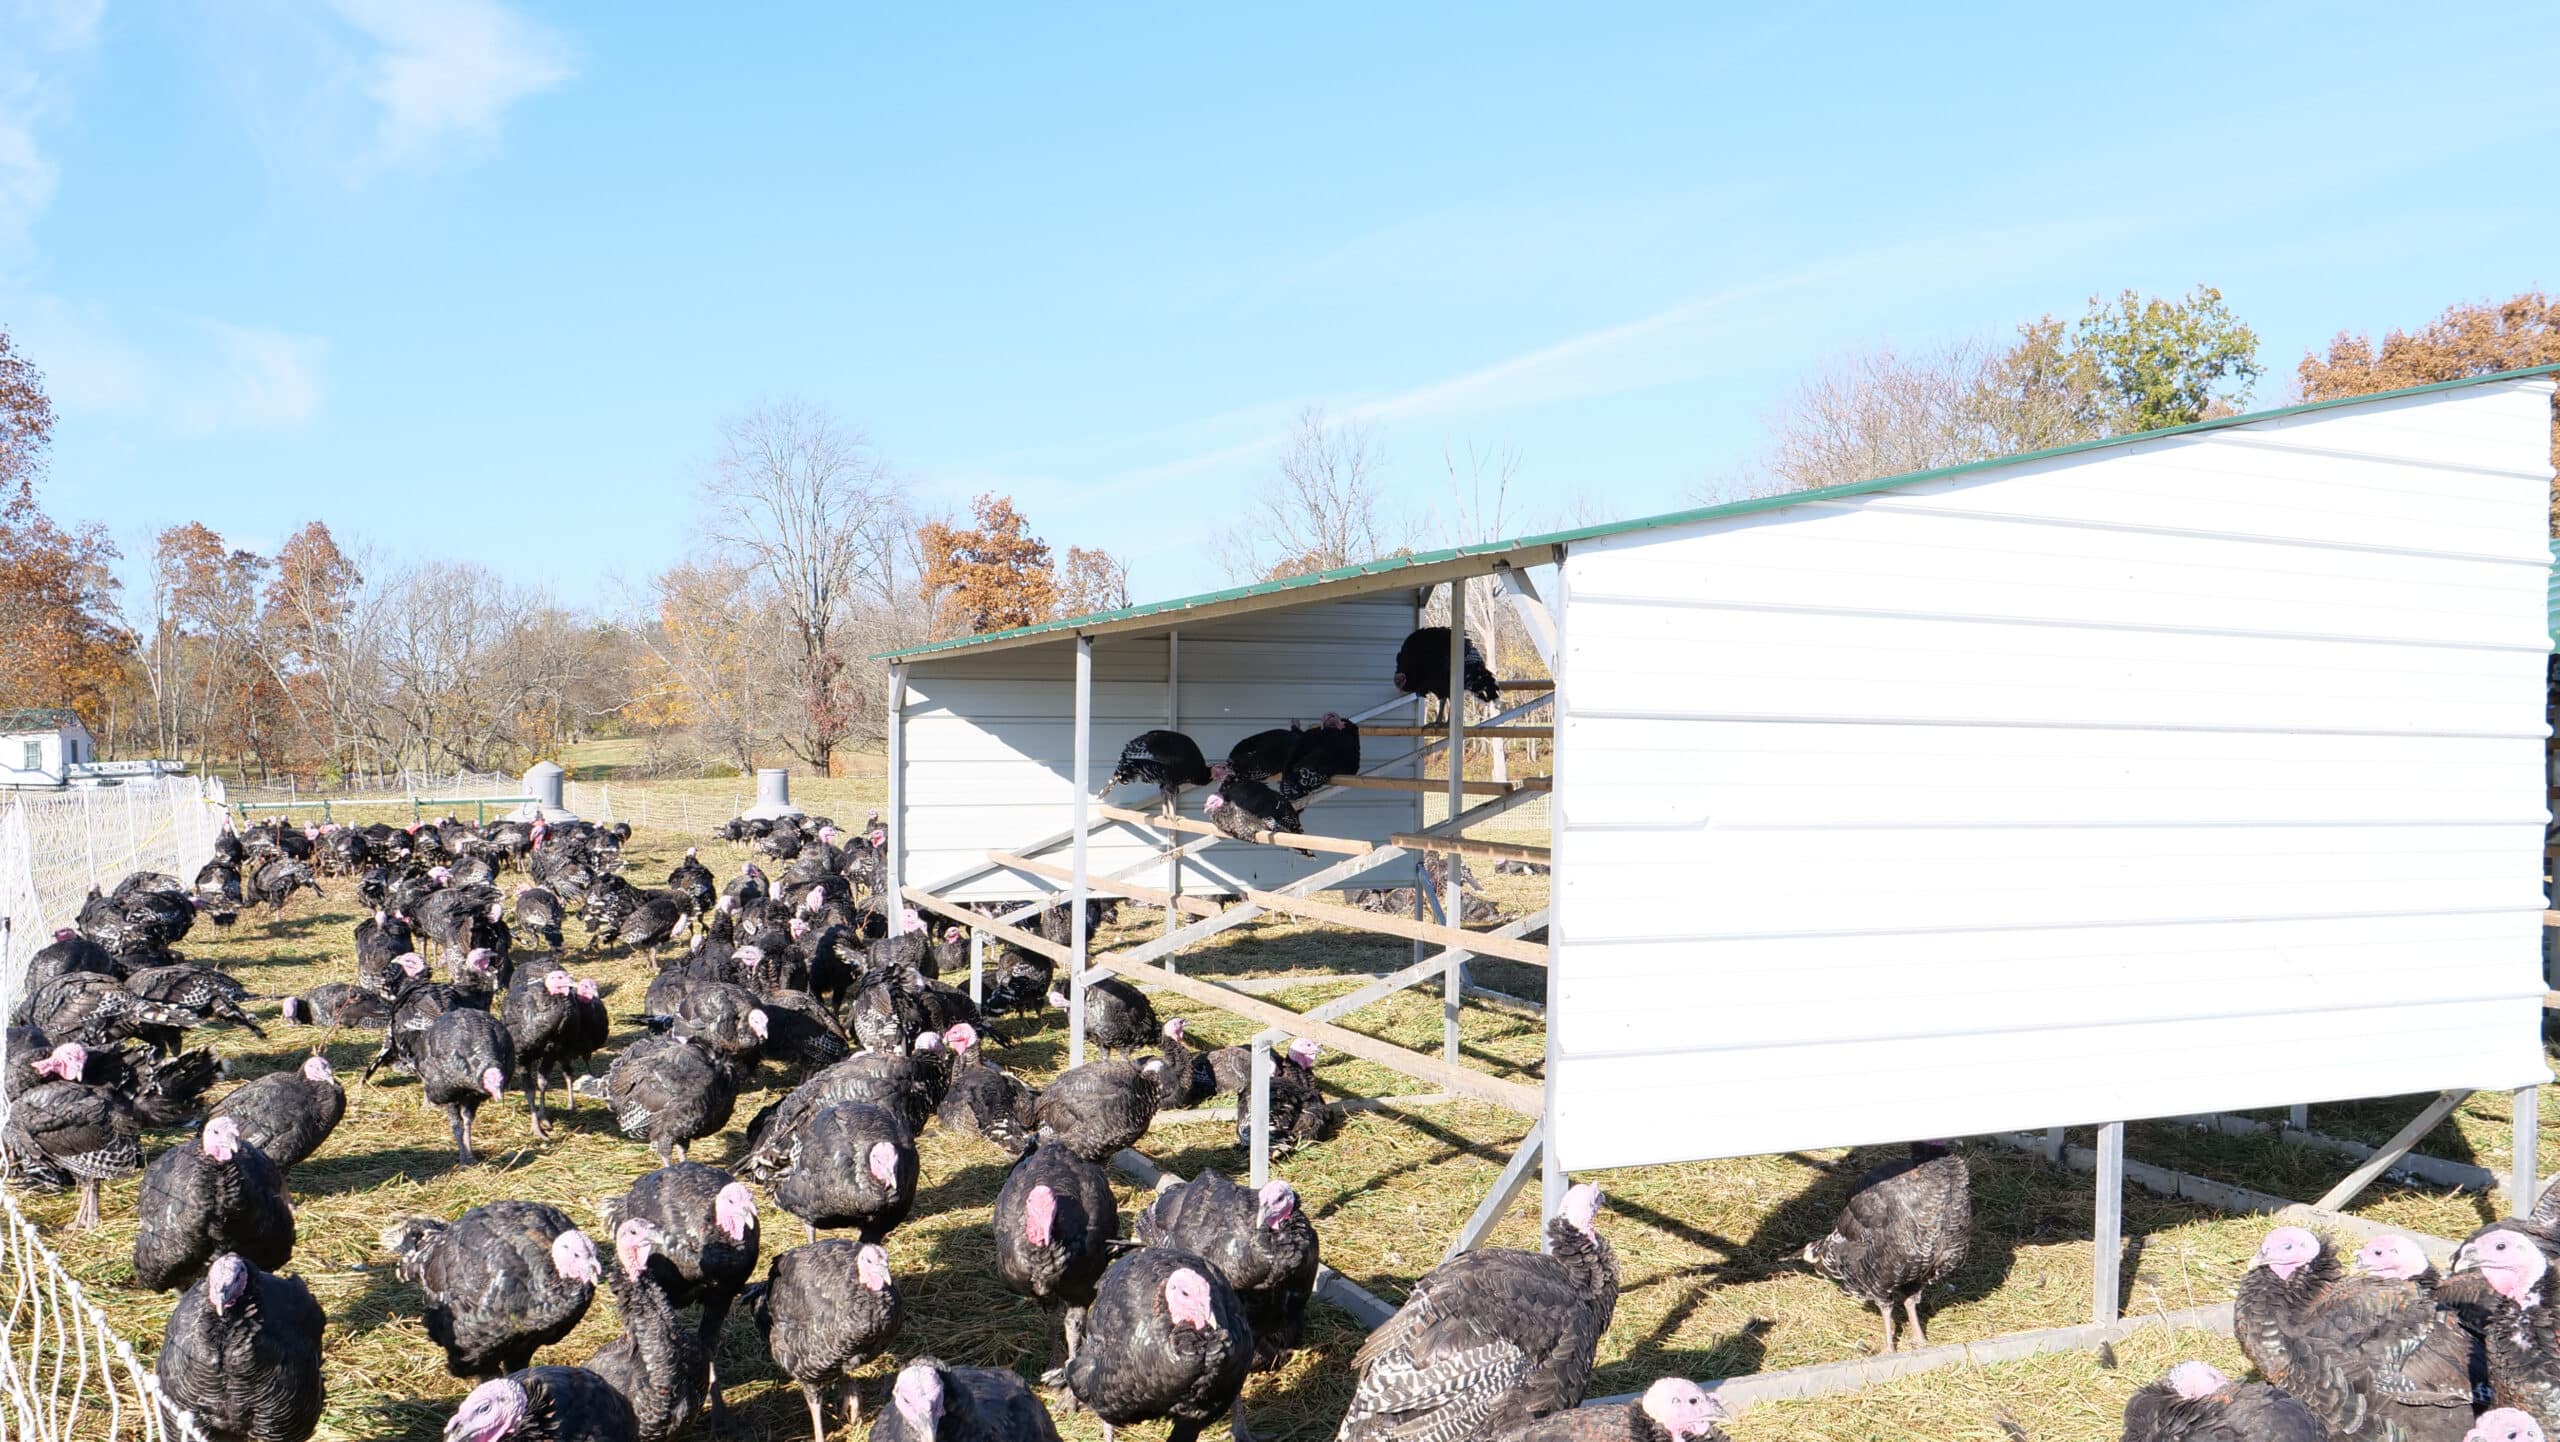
xmin=507 ymin=761 xmax=579 ymax=823
xmin=741 ymin=767 xmax=804 ymax=821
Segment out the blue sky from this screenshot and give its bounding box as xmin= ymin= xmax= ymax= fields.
xmin=3 ymin=2 xmax=2554 ymax=612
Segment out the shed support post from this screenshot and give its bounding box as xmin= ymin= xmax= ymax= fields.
xmin=2093 ymin=1121 xmax=2125 ymax=1326
xmin=884 ymin=663 xmax=908 ymax=912
xmin=1249 ymin=1028 xmax=1280 ymax=1187
xmin=1540 ymin=1132 xmax=1567 ymax=1257
xmin=2314 ymin=1089 xmax=2469 ymax=1213
xmin=2515 ymin=1086 xmax=2542 ymax=1216
xmin=2042 ymin=1127 xmax=2065 ymax=1165
xmin=1164 ymin=631 xmax=1182 ymax=950
xmin=2289 ymin=1105 xmax=2309 ymax=1131
xmin=968 ymin=929 xmax=984 ymax=1006
xmin=1446 ymin=1120 xmax=1543 ymax=1263
xmin=1444 ymin=581 xmax=1467 ymax=1065
xmin=1069 ymin=636 xmax=1093 ymax=1070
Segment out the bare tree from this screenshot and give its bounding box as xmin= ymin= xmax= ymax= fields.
xmin=701 ymin=400 xmax=909 ymax=770
xmin=1219 ymin=407 xmax=1411 ymax=582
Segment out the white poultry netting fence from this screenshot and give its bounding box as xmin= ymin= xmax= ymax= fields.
xmin=564 ymin=782 xmax=750 ymax=838
xmin=0 ymin=776 xmax=225 ymax=1442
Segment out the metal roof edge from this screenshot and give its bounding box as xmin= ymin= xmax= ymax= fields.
xmin=880 ymin=362 xmax=2560 ymax=661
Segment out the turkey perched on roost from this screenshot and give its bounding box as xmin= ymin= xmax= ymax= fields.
xmin=1393 ymin=626 xmax=1499 ymax=724
xmin=1111 ymin=729 xmax=1214 ymax=806
xmin=1205 ymin=769 xmax=1302 ymax=849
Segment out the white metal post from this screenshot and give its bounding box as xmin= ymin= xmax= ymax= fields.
xmin=1164 ymin=631 xmax=1182 ymax=950
xmin=2516 ymin=1086 xmax=2542 ymax=1216
xmin=968 ymin=929 xmax=984 ymax=1005
xmin=884 ymin=664 xmax=908 ymax=911
xmin=1444 ymin=581 xmax=1467 ymax=1064
xmin=2288 ymin=1105 xmax=2309 ymax=1131
xmin=1249 ymin=1028 xmax=1279 ymax=1186
xmin=1069 ymin=636 xmax=1094 ymax=1070
xmin=2093 ymin=1121 xmax=2125 ymax=1325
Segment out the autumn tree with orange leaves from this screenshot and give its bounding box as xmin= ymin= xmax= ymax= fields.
xmin=918 ymin=494 xmax=1060 ymax=637
xmin=0 ymin=327 xmax=131 ymax=720
xmin=2300 ymin=292 xmax=2560 ymax=533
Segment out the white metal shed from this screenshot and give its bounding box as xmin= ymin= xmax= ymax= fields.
xmin=880 ymin=364 xmax=2560 ymax=1371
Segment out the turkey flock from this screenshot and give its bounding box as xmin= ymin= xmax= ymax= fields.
xmin=10 ymin=615 xmax=2522 ymax=1442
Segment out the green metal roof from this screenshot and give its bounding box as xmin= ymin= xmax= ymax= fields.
xmin=882 ymin=362 xmax=2560 ymax=662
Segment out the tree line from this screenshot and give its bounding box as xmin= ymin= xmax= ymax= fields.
xmin=2 ymin=287 xmax=2554 ymax=781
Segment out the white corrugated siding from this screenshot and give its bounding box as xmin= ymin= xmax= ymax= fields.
xmin=1548 ymin=378 xmax=2560 ymax=1171
xmin=902 ymin=593 xmax=1423 ymax=903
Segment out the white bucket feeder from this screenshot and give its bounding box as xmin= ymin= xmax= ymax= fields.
xmin=741 ymin=766 xmax=804 ymax=821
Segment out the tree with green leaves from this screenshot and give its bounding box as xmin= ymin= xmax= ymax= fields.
xmin=2070 ymin=285 xmax=2262 ymax=431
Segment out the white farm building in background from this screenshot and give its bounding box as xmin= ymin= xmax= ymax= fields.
xmin=879 ymin=365 xmax=2560 ymax=1353
xmin=0 ymin=709 xmax=180 ymax=789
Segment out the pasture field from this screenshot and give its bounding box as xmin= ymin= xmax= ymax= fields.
xmin=16 ymin=808 xmax=2554 ymax=1441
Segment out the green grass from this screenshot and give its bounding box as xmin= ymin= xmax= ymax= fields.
xmin=14 ymin=827 xmax=2552 ymax=1442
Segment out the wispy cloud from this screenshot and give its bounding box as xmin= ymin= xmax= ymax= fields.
xmin=18 ymin=297 xmax=328 ymax=434
xmin=0 ymin=0 xmax=104 ymax=256
xmin=325 ymin=0 xmax=572 ymax=169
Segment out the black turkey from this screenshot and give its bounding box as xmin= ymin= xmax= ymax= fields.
xmin=123 ymin=962 xmax=268 ymax=1045
xmin=2237 ymin=1225 xmax=2472 ymax=1435
xmin=1237 ymin=1037 xmax=1333 ymax=1159
xmin=249 ymin=858 xmax=320 ymax=915
xmin=1338 ymin=1183 xmax=1620 ymax=1442
xmin=190 ymin=860 xmax=245 ymax=927
xmin=1492 ymin=1382 xmax=1728 ymax=1442
xmin=1110 ymin=730 xmax=1214 ymax=805
xmin=605 ymin=1163 xmax=760 ymax=1415
xmin=2119 ymin=1362 xmax=2324 ymax=1442
xmin=357 ymin=943 xmax=428 ymax=1000
xmin=206 ymin=1056 xmax=345 ymax=1172
xmin=940 ymin=1023 xmax=1038 ymax=1159
xmin=746 ymin=1240 xmax=904 ymax=1442
xmin=363 ymin=948 xmax=501 ymax=1085
xmin=152 ymin=1253 xmax=328 ymax=1442
xmin=280 ymin=981 xmax=393 ymax=1029
xmin=666 ymin=850 xmax=716 ymax=916
xmin=2 ymin=1047 xmax=146 ymax=1226
xmin=515 ymin=885 xmax=569 ymax=950
xmin=13 ymin=928 xmax=122 ymax=1015
xmin=1205 ymin=770 xmax=1302 ymax=846
xmin=642 ymin=975 xmax=769 ymax=1074
xmin=1278 ymin=713 xmax=1360 ymax=800
xmin=134 ymin=1115 xmax=296 ymax=1291
xmin=417 ymin=1006 xmax=517 ymax=1164
xmin=1134 ymin=1172 xmax=1318 ymax=1373
xmin=1224 ymin=728 xmax=1299 ymax=783
xmin=507 ymin=965 xmax=595 ymax=1136
xmin=582 ymin=1218 xmax=708 ymax=1442
xmin=1064 ymin=1247 xmax=1253 ymax=1442
xmin=743 ymin=1039 xmax=946 ymax=1177
xmin=2448 ymin=1228 xmax=2560 ymax=1426
xmin=1393 ymin=626 xmax=1499 ymax=723
xmin=870 ymin=1358 xmax=1061 ymax=1442
xmin=1082 ymin=977 xmax=1160 ymax=1060
xmin=577 ymin=1035 xmax=738 ymax=1163
xmin=772 ymin=1101 xmax=918 ymax=1244
xmin=441 ymin=1368 xmax=638 ymax=1442
xmin=383 ymin=1202 xmax=601 ymax=1378
xmin=995 ymin=1143 xmax=1120 ymax=1385
xmin=1799 ymin=1140 xmax=1971 ymax=1352
xmin=1034 ymin=1056 xmax=1177 ymax=1164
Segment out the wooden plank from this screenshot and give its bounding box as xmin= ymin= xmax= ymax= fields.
xmin=987 ymin=851 xmax=1225 ymax=919
xmin=1239 ymin=887 xmax=1551 ymax=966
xmin=1328 ymin=774 xmax=1547 ymax=796
xmin=1100 ymin=957 xmax=1545 ymax=1116
xmin=1391 ymin=832 xmax=1552 ymax=865
xmin=901 ymin=885 xmax=1072 ymax=965
xmin=1091 ymin=802 xmax=1375 ymax=857
xmin=1365 ymin=725 xmax=1555 ymax=739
